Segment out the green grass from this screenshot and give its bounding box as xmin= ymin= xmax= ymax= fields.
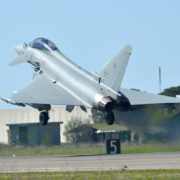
xmin=122 ymin=142 xmax=180 ymax=154
xmin=0 ymin=143 xmax=105 ymax=157
xmin=0 ymin=142 xmax=180 ymax=157
xmin=1 ymin=170 xmax=180 ymax=180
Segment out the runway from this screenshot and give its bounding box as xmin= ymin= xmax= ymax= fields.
xmin=0 ymin=152 xmax=180 ymax=172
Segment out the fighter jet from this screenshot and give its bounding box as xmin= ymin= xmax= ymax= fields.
xmin=1 ymin=38 xmax=180 ymax=125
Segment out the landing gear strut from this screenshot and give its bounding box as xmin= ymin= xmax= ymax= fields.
xmin=105 ymin=111 xmax=114 ymax=125
xmin=39 ymin=111 xmax=49 ymax=126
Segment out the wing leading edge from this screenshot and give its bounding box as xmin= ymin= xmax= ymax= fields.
xmin=120 ymin=88 xmax=180 ymax=105
xmin=11 ymin=74 xmax=83 ymax=106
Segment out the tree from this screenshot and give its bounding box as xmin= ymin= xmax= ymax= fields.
xmin=160 ymin=86 xmax=180 ymax=97
xmin=91 ymin=109 xmax=105 ymax=123
xmin=63 ymin=117 xmax=94 ymax=144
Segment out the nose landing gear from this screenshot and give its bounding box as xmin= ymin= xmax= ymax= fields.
xmin=39 ymin=111 xmax=49 ymax=126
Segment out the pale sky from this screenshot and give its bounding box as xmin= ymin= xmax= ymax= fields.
xmin=0 ymin=0 xmax=180 ymax=109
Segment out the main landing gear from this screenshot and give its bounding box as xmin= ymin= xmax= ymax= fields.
xmin=105 ymin=111 xmax=114 ymax=125
xmin=39 ymin=111 xmax=49 ymax=126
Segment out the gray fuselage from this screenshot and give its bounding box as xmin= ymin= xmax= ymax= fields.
xmin=27 ymin=47 xmax=118 ymax=108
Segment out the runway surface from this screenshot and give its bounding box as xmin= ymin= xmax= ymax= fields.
xmin=0 ymin=152 xmax=180 ymax=172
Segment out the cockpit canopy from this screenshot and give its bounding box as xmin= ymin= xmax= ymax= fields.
xmin=28 ymin=38 xmax=59 ymax=52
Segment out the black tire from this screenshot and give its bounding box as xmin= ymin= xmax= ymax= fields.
xmin=105 ymin=111 xmax=114 ymax=125
xmin=39 ymin=111 xmax=49 ymax=126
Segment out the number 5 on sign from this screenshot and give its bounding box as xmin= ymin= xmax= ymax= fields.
xmin=106 ymin=139 xmax=121 ymax=154
xmin=110 ymin=140 xmax=117 ymax=154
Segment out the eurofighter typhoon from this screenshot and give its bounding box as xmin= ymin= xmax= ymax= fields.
xmin=1 ymin=38 xmax=180 ymax=125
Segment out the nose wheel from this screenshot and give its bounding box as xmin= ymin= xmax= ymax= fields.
xmin=39 ymin=111 xmax=49 ymax=126
xmin=105 ymin=111 xmax=114 ymax=125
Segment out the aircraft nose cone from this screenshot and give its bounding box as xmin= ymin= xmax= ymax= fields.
xmin=15 ymin=45 xmax=23 ymax=54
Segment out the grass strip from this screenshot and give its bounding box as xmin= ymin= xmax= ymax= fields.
xmin=1 ymin=169 xmax=180 ymax=180
xmin=0 ymin=142 xmax=180 ymax=157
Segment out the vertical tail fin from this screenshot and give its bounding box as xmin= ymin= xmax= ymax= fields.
xmin=99 ymin=45 xmax=132 ymax=92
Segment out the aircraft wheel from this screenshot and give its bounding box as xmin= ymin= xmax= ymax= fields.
xmin=40 ymin=111 xmax=49 ymax=126
xmin=105 ymin=111 xmax=114 ymax=125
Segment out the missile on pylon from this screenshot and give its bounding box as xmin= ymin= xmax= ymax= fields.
xmin=0 ymin=96 xmax=25 ymax=107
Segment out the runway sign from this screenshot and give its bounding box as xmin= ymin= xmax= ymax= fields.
xmin=106 ymin=139 xmax=121 ymax=154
